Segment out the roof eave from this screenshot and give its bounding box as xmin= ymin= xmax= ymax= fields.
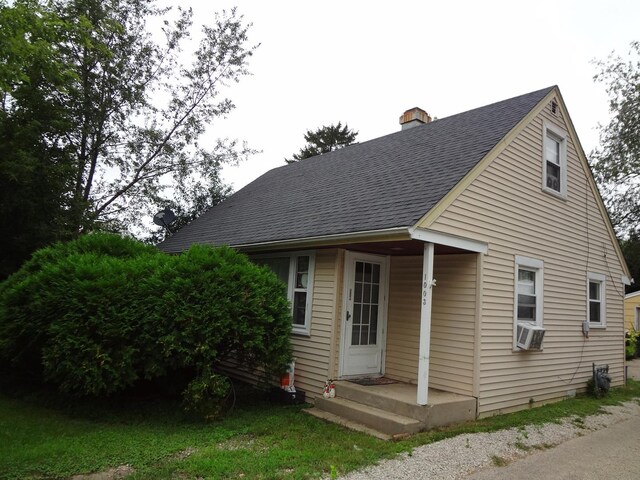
xmin=231 ymin=226 xmax=412 ymax=252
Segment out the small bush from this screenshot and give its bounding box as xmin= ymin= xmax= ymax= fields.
xmin=182 ymin=372 xmax=232 ymax=420
xmin=0 ymin=233 xmax=292 ymax=417
xmin=626 ymin=330 xmax=639 ymax=360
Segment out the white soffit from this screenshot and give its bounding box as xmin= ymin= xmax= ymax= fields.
xmin=409 ymin=227 xmax=488 ymax=254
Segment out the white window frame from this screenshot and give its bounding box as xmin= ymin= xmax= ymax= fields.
xmin=514 ymin=255 xmax=544 ymax=348
xmin=587 ymin=272 xmax=606 ymax=328
xmin=635 ymin=306 xmax=640 ymax=331
xmin=542 ymin=121 xmax=568 ymax=199
xmin=251 ymin=251 xmax=316 ymax=335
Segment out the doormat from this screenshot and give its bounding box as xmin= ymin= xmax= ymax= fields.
xmin=348 ymin=377 xmax=398 ymax=386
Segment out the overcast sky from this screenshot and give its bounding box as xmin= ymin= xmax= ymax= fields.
xmin=176 ymin=0 xmax=639 ymax=191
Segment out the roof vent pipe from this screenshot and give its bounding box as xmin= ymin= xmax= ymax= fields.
xmin=399 ymin=107 xmax=431 ymax=130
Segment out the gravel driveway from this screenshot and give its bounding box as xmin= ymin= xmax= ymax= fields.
xmin=340 ymin=399 xmax=640 ymax=479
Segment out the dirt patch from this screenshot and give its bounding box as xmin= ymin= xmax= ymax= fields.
xmin=173 ymin=446 xmax=197 ymax=459
xmin=69 ymin=464 xmax=134 ymax=480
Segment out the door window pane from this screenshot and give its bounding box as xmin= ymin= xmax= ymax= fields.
xmin=369 ymin=305 xmax=378 ymax=344
xmin=364 ymin=262 xmax=372 ymax=283
xmin=352 ymin=261 xmax=381 ymax=346
xmin=354 ymin=282 xmax=362 ymax=303
xmin=351 ymin=324 xmax=360 ymax=346
xmin=363 ymin=283 xmax=371 ymax=303
xmin=360 ymin=325 xmax=369 ymax=345
xmin=372 ymin=263 xmax=380 ymax=283
xmin=355 ymin=261 xmax=363 ymax=282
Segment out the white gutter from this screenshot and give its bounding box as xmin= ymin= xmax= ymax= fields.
xmin=232 ymin=226 xmax=410 ymax=251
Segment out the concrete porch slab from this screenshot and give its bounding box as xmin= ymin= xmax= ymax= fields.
xmin=307 ymin=380 xmax=477 ymax=438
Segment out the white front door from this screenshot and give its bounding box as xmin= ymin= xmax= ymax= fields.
xmin=340 ymin=251 xmax=388 ymax=377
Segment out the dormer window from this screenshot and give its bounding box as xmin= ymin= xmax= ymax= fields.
xmin=542 ymin=121 xmax=567 ymax=198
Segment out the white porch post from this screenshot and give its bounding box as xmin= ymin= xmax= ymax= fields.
xmin=417 ymin=242 xmax=435 ymax=405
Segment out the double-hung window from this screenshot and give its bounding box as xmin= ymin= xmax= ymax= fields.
xmin=253 ymin=252 xmax=315 ymax=335
xmin=587 ymin=272 xmax=606 ymax=328
xmin=542 ymin=121 xmax=567 ymax=198
xmin=517 ymin=268 xmax=538 ymax=323
xmin=514 ymin=256 xmax=544 ymax=346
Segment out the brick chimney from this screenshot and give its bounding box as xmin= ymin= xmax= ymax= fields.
xmin=399 ymin=107 xmax=431 ymax=130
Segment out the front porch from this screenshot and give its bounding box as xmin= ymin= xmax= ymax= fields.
xmin=307 ymin=380 xmax=477 ymax=439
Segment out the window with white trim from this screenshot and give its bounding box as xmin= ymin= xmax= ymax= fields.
xmin=252 ymin=252 xmax=315 ymax=334
xmin=542 ymin=121 xmax=567 ymax=198
xmin=587 ymin=272 xmax=606 ymax=328
xmin=514 ymin=255 xmax=544 ymax=326
xmin=635 ymin=306 xmax=640 ymax=331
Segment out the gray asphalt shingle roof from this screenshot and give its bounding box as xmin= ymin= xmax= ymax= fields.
xmin=159 ymin=87 xmax=554 ymax=253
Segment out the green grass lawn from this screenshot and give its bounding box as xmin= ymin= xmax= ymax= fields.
xmin=2 ymin=380 xmax=639 ymax=480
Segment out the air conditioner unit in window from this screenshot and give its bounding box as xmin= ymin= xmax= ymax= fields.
xmin=517 ymin=323 xmax=545 ymax=350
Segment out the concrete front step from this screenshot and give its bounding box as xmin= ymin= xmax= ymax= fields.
xmin=334 ymin=381 xmax=477 ymax=429
xmin=313 ymin=396 xmax=423 ymax=436
xmin=304 ymin=408 xmax=393 ymax=440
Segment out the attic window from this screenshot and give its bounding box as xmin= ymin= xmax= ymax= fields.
xmin=551 ymin=101 xmax=558 ymax=115
xmin=542 ymin=121 xmax=567 ymax=198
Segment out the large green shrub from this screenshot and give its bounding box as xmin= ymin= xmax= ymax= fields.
xmin=0 ymin=233 xmax=292 ymax=415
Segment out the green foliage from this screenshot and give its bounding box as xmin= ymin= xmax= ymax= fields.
xmin=0 ymin=0 xmax=258 ymax=277
xmin=0 ymin=233 xmax=292 ymax=417
xmin=182 ymin=373 xmax=232 ymax=421
xmin=285 ymin=122 xmax=358 ymax=163
xmin=591 ymin=41 xmax=640 ymax=234
xmin=0 ymin=0 xmax=78 ymax=279
xmin=0 ymin=234 xmax=157 ymax=390
xmin=2 ymin=381 xmax=640 ymax=480
xmin=626 ymin=330 xmax=639 ymax=359
xmin=620 ymin=230 xmax=640 ymax=295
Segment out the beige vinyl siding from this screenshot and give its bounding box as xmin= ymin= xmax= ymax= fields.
xmin=624 ymin=293 xmax=640 ymax=331
xmin=331 ymin=249 xmax=345 ymax=379
xmin=385 ymin=256 xmax=422 ymax=383
xmin=430 ymin=254 xmax=477 ymax=396
xmin=421 ymin=96 xmax=626 ymax=416
xmin=384 ymin=254 xmax=476 ymax=396
xmin=291 ymin=249 xmax=339 ymax=398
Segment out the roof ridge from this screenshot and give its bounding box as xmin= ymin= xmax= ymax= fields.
xmin=158 ymin=86 xmax=556 ymax=252
xmin=288 ymin=86 xmax=556 ymax=167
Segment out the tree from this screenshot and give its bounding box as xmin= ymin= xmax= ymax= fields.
xmin=590 ymin=41 xmax=640 ymax=235
xmin=56 ymin=0 xmax=256 ymax=233
xmin=285 ymin=122 xmax=358 ymax=163
xmin=620 ymin=230 xmax=640 ymax=294
xmin=145 ymin=174 xmax=232 ymax=244
xmin=0 ymin=0 xmax=256 ymax=276
xmin=0 ymin=0 xmax=77 ymax=278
